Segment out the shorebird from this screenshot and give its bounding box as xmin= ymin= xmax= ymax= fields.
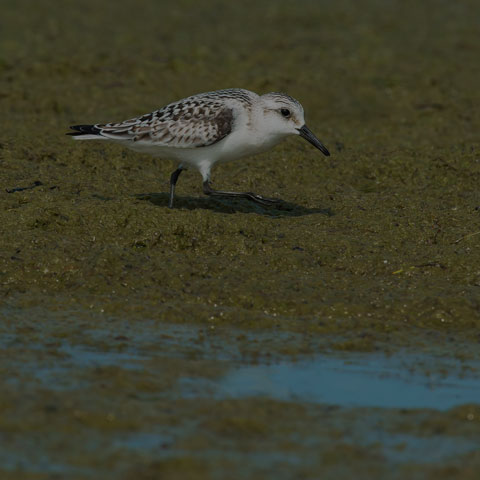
xmin=68 ymin=88 xmax=330 ymax=208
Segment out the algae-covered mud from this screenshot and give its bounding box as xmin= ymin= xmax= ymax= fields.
xmin=1 ymin=0 xmax=480 ymax=478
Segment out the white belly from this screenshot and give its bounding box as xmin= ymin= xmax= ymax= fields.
xmin=123 ymin=123 xmax=288 ymax=180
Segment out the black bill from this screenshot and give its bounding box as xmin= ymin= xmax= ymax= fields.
xmin=298 ymin=125 xmax=330 ymax=156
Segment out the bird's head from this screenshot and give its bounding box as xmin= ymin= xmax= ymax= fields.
xmin=260 ymin=92 xmax=330 ymax=156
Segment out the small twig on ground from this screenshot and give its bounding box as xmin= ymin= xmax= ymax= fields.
xmin=453 ymin=231 xmax=480 ymax=244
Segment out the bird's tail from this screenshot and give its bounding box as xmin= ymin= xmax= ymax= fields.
xmin=67 ymin=124 xmax=105 ymax=140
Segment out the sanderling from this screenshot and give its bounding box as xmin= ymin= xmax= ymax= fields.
xmin=68 ymin=88 xmax=330 ymax=208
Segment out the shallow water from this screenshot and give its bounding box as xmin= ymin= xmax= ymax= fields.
xmin=111 ymin=426 xmax=480 ymax=467
xmin=209 ymin=355 xmax=480 ymax=410
xmin=4 ymin=317 xmax=478 ymax=410
xmin=1 ymin=314 xmax=480 ymax=479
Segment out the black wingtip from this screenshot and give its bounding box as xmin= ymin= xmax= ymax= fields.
xmin=67 ymin=124 xmax=102 ymax=136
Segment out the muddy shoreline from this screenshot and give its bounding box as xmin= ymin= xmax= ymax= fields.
xmin=1 ymin=0 xmax=480 ymax=478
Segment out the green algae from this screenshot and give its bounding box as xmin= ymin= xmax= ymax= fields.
xmin=1 ymin=0 xmax=480 ymax=344
xmin=1 ymin=0 xmax=480 ymax=478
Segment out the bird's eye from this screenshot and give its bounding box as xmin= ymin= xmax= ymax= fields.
xmin=280 ymin=108 xmax=291 ymax=118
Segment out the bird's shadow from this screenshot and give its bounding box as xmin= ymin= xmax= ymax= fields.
xmin=134 ymin=193 xmax=333 ymax=217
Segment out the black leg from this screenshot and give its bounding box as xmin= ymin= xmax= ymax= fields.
xmin=169 ymin=167 xmax=184 ymax=208
xmin=202 ymin=180 xmax=280 ymax=206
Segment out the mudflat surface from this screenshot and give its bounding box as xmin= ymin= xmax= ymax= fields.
xmin=1 ymin=1 xmax=480 ymax=479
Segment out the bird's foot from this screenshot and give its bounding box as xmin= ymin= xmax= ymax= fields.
xmin=202 ymin=181 xmax=280 ymax=206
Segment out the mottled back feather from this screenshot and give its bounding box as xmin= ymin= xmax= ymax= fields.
xmin=74 ymin=90 xmax=251 ymax=148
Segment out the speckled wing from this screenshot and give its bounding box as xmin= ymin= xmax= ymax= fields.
xmin=87 ymin=98 xmax=234 ymax=148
